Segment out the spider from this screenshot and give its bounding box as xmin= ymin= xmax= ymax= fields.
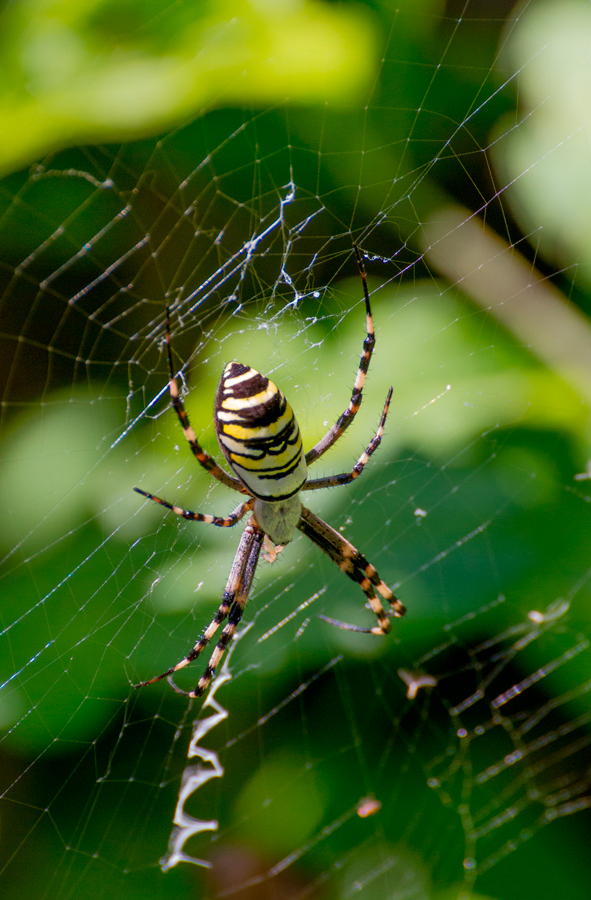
xmin=134 ymin=246 xmax=406 ymax=699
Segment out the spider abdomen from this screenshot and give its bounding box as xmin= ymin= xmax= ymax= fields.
xmin=215 ymin=362 xmax=307 ymax=502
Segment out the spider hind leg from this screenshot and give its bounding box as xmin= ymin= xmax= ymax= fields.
xmin=297 ymin=505 xmax=405 ymax=635
xmin=134 ymin=519 xmax=263 ymax=697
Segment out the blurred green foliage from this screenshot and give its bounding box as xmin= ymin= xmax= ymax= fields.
xmin=1 ymin=2 xmax=591 ymax=900
xmin=0 ymin=0 xmax=376 ymax=176
xmin=497 ymin=0 xmax=591 ymax=288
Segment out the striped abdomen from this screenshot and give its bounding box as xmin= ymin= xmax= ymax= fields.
xmin=214 ymin=362 xmax=307 ymax=502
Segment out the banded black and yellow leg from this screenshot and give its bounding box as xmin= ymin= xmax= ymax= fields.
xmin=306 ymin=245 xmax=386 ymax=466
xmin=164 ymin=308 xmax=245 ymax=493
xmin=133 ymin=487 xmax=254 ymax=527
xmin=135 ymin=519 xmax=264 ymax=695
xmin=297 ymin=506 xmax=406 ymax=635
xmin=303 ymin=386 xmax=393 ymax=492
xmin=186 ymin=521 xmax=264 ymax=697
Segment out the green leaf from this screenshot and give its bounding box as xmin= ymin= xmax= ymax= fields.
xmin=0 ymin=0 xmax=377 ymax=176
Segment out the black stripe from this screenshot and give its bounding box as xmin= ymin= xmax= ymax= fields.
xmin=226 ymin=369 xmax=270 ymax=399
xmin=221 ymin=395 xmax=287 ymax=429
xmin=255 ymin=454 xmax=305 ymax=481
xmin=219 ymin=419 xmax=300 ymax=456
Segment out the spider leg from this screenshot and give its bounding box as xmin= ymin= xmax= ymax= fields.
xmin=133 ymin=487 xmax=253 ymax=527
xmin=306 ymin=245 xmax=380 ymax=467
xmin=165 ymin=308 xmax=245 ymax=493
xmin=135 ymin=518 xmax=263 ymax=697
xmin=302 ymin=386 xmax=392 ymax=491
xmin=297 ymin=505 xmax=405 ymax=635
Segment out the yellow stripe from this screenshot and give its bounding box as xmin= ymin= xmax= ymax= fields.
xmin=221 ymin=384 xmax=278 ymax=410
xmin=224 ymin=368 xmax=257 ymax=388
xmin=220 ymin=405 xmax=295 ymax=440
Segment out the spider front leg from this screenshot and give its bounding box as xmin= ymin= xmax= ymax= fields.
xmin=303 ymin=386 xmax=393 ymax=492
xmin=164 ymin=307 xmax=244 ymax=494
xmin=133 ymin=487 xmax=254 ymax=527
xmin=135 ymin=518 xmax=263 ymax=698
xmin=305 ymin=245 xmax=379 ymax=467
xmin=297 ymin=506 xmax=406 ymax=634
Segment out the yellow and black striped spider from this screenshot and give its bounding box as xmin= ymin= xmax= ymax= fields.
xmin=134 ymin=247 xmax=406 ymax=699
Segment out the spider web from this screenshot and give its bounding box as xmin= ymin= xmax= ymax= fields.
xmin=2 ymin=2 xmax=591 ymax=899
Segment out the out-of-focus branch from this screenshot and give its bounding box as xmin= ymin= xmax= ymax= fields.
xmin=422 ymin=206 xmax=591 ymax=406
